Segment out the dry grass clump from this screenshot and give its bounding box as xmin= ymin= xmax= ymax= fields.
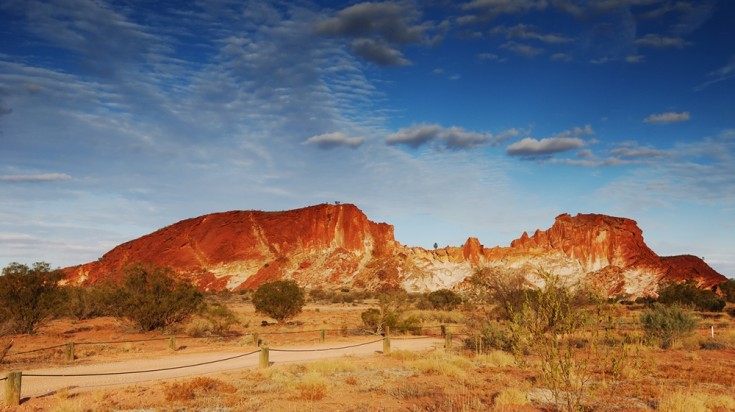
xmin=475 ymin=350 xmax=516 ymax=368
xmin=405 ymin=309 xmax=465 ymax=324
xmin=163 ymin=377 xmax=236 ymax=402
xmin=305 ymin=357 xmax=358 ymax=375
xmin=658 ymin=390 xmax=735 ymax=412
xmin=296 ymin=372 xmax=329 ymax=401
xmin=494 ymin=387 xmax=530 ymax=409
xmin=409 ymin=350 xmax=474 ymax=379
xmin=387 ymin=349 xmax=421 ymax=361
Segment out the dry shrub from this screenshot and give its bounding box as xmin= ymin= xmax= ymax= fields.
xmin=657 ymin=390 xmax=735 ymax=412
xmin=296 ymin=373 xmax=328 ymax=401
xmin=344 ymin=375 xmax=358 ymax=385
xmin=163 ymin=377 xmax=236 ymax=402
xmin=475 ymin=350 xmax=515 ymax=368
xmin=50 ymin=399 xmax=83 ymax=412
xmin=186 ymin=318 xmax=212 ymax=337
xmin=494 ymin=388 xmax=530 ymax=408
xmin=305 ymin=358 xmax=357 ymax=375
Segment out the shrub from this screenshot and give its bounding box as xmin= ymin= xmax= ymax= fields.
xmin=59 ymin=286 xmax=109 ymax=320
xmin=114 ymin=264 xmax=204 ymax=331
xmin=640 ymin=304 xmax=697 ymax=349
xmin=427 ymin=289 xmax=462 ymax=311
xmin=657 ymin=281 xmax=725 ymax=312
xmin=203 ymin=303 xmax=239 ymax=336
xmin=719 ymin=279 xmax=735 ymax=303
xmin=252 ymin=280 xmax=305 ymax=323
xmin=0 ymin=262 xmax=63 ymax=334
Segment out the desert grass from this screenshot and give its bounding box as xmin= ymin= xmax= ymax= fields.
xmin=494 ymin=387 xmax=530 ymax=409
xmin=408 ymin=349 xmax=474 ymax=379
xmin=296 ymin=372 xmax=329 ymax=401
xmin=657 ymin=390 xmax=735 ymax=412
xmin=304 ymin=357 xmax=358 ymax=375
xmin=405 ymin=309 xmax=466 ymax=324
xmin=163 ymin=376 xmax=236 ymax=402
xmin=475 ymin=350 xmax=516 ymax=368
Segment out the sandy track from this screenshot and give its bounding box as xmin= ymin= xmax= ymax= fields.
xmin=3 ymin=337 xmax=444 ymax=399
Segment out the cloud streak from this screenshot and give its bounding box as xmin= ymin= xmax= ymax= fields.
xmin=644 ymin=111 xmax=690 ymax=124
xmin=0 ymin=173 xmax=72 ymax=183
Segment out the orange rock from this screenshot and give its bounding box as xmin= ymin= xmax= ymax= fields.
xmin=62 ymin=206 xmax=727 ymax=296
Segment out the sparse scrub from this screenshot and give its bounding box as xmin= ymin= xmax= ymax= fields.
xmin=427 ymin=288 xmax=462 ymax=311
xmin=657 ymin=281 xmax=726 ymax=312
xmin=640 ymin=304 xmax=697 ymax=349
xmin=203 ymin=302 xmax=239 ymax=336
xmin=305 ymin=358 xmax=358 ymax=375
xmin=475 ymin=350 xmax=516 ymax=368
xmin=409 ymin=350 xmax=474 ymax=379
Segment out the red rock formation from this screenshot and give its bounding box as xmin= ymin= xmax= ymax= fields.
xmin=63 ymin=206 xmax=727 ymax=296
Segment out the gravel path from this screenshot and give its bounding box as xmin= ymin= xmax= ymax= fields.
xmin=3 ymin=337 xmax=444 ymax=399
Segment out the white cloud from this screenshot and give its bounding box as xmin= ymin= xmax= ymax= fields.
xmin=634 ymin=34 xmax=691 ymax=48
xmin=550 ymin=53 xmax=573 ymax=62
xmin=625 ymin=54 xmax=645 ymax=63
xmin=644 ymin=111 xmax=691 ymax=124
xmin=500 ymin=41 xmax=544 ymax=58
xmin=492 ymin=24 xmax=572 ymax=44
xmin=386 ymin=124 xmax=443 ymax=148
xmin=506 ymin=136 xmax=585 ymax=157
xmin=440 ymin=127 xmax=494 ymax=149
xmin=304 ymin=132 xmax=365 ymax=149
xmin=0 ymin=173 xmax=72 ymax=183
xmin=351 ymin=38 xmax=410 ymax=66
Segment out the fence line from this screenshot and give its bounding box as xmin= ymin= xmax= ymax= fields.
xmin=268 ymin=339 xmax=384 ymax=353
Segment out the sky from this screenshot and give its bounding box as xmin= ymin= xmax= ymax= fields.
xmin=0 ymin=0 xmax=733 ymax=278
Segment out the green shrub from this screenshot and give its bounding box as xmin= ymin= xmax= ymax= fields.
xmin=640 ymin=304 xmax=697 ymax=349
xmin=719 ymin=279 xmax=735 ymax=303
xmin=114 ymin=264 xmax=204 ymax=331
xmin=427 ymin=289 xmax=462 ymax=311
xmin=657 ymin=281 xmax=725 ymax=312
xmin=0 ymin=262 xmax=63 ymax=334
xmin=204 ymin=303 xmax=239 ymax=336
xmin=252 ymin=280 xmax=305 ymax=323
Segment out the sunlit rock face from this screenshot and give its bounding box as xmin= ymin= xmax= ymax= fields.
xmin=64 ymin=205 xmax=727 ymax=297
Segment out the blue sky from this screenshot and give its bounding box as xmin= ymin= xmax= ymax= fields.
xmin=1 ymin=0 xmax=733 ymax=277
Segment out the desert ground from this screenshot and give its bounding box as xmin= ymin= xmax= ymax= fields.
xmin=1 ymin=295 xmax=735 ymax=412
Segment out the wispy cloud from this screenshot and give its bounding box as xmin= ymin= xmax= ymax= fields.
xmin=644 ymin=111 xmax=690 ymax=124
xmin=491 ymin=24 xmax=572 ymax=44
xmin=500 ymin=41 xmax=544 ymax=58
xmin=0 ymin=173 xmax=72 ymax=183
xmin=695 ymin=55 xmax=735 ymax=91
xmin=634 ymin=34 xmax=691 ymax=48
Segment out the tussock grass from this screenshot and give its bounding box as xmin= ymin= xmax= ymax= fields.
xmin=408 ymin=350 xmax=474 ymax=379
xmin=296 ymin=372 xmax=329 ymax=401
xmin=387 ymin=349 xmax=420 ymax=361
xmin=494 ymin=387 xmax=530 ymax=408
xmin=405 ymin=309 xmax=465 ymax=324
xmin=305 ymin=357 xmax=357 ymax=375
xmin=658 ymin=390 xmax=735 ymax=412
xmin=163 ymin=377 xmax=236 ymax=402
xmin=475 ymin=350 xmax=515 ymax=368
xmin=49 ymin=399 xmax=83 ymax=412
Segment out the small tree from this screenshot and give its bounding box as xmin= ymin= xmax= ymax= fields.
xmin=252 ymin=280 xmax=305 ymax=323
xmin=115 ymin=264 xmax=204 ymax=331
xmin=427 ymin=289 xmax=462 ymax=311
xmin=0 ymin=262 xmax=63 ymax=334
xmin=640 ymin=304 xmax=697 ymax=349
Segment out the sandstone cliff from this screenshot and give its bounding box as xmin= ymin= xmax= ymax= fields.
xmin=63 ymin=205 xmax=727 ymax=296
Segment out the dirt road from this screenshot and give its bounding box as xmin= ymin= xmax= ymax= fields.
xmin=3 ymin=337 xmax=444 ymax=400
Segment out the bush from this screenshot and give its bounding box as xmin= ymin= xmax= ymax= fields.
xmin=719 ymin=279 xmax=735 ymax=303
xmin=114 ymin=264 xmax=204 ymax=331
xmin=640 ymin=304 xmax=697 ymax=349
xmin=59 ymin=286 xmax=109 ymax=320
xmin=0 ymin=262 xmax=63 ymax=334
xmin=427 ymin=289 xmax=462 ymax=311
xmin=657 ymin=281 xmax=725 ymax=312
xmin=252 ymin=280 xmax=305 ymax=323
xmin=203 ymin=303 xmax=239 ymax=336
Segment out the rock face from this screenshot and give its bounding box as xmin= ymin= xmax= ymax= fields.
xmin=63 ymin=205 xmax=727 ymax=297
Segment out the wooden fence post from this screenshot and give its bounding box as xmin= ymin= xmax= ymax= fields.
xmin=384 ymin=326 xmax=390 ymax=336
xmin=259 ymin=346 xmax=269 ymax=369
xmin=64 ymin=342 xmax=74 ymax=362
xmin=383 ymin=337 xmax=391 ymax=355
xmin=168 ymin=336 xmax=177 ymax=351
xmin=445 ymin=333 xmax=452 ymax=350
xmin=252 ymin=333 xmax=260 ymax=347
xmin=4 ymin=371 xmax=21 ymax=407
xmin=440 ymin=324 xmax=446 ymax=337
xmin=320 ymin=329 xmax=326 ymax=343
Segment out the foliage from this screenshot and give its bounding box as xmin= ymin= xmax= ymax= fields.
xmin=640 ymin=304 xmax=697 ymax=349
xmin=468 ymin=267 xmax=527 ymax=320
xmin=719 ymin=279 xmax=735 ymax=303
xmin=657 ymin=281 xmax=725 ymax=312
xmin=507 ymin=270 xmax=592 ymax=412
xmin=114 ymin=264 xmax=204 ymax=331
xmin=58 ymin=286 xmax=110 ymax=320
xmin=252 ymin=280 xmax=305 ymax=322
xmin=203 ymin=303 xmax=240 ymax=336
xmin=0 ymin=262 xmax=63 ymax=334
xmin=427 ymin=289 xmax=462 ymax=311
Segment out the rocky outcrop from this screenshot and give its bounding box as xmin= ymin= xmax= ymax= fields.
xmin=63 ymin=205 xmax=728 ymax=297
